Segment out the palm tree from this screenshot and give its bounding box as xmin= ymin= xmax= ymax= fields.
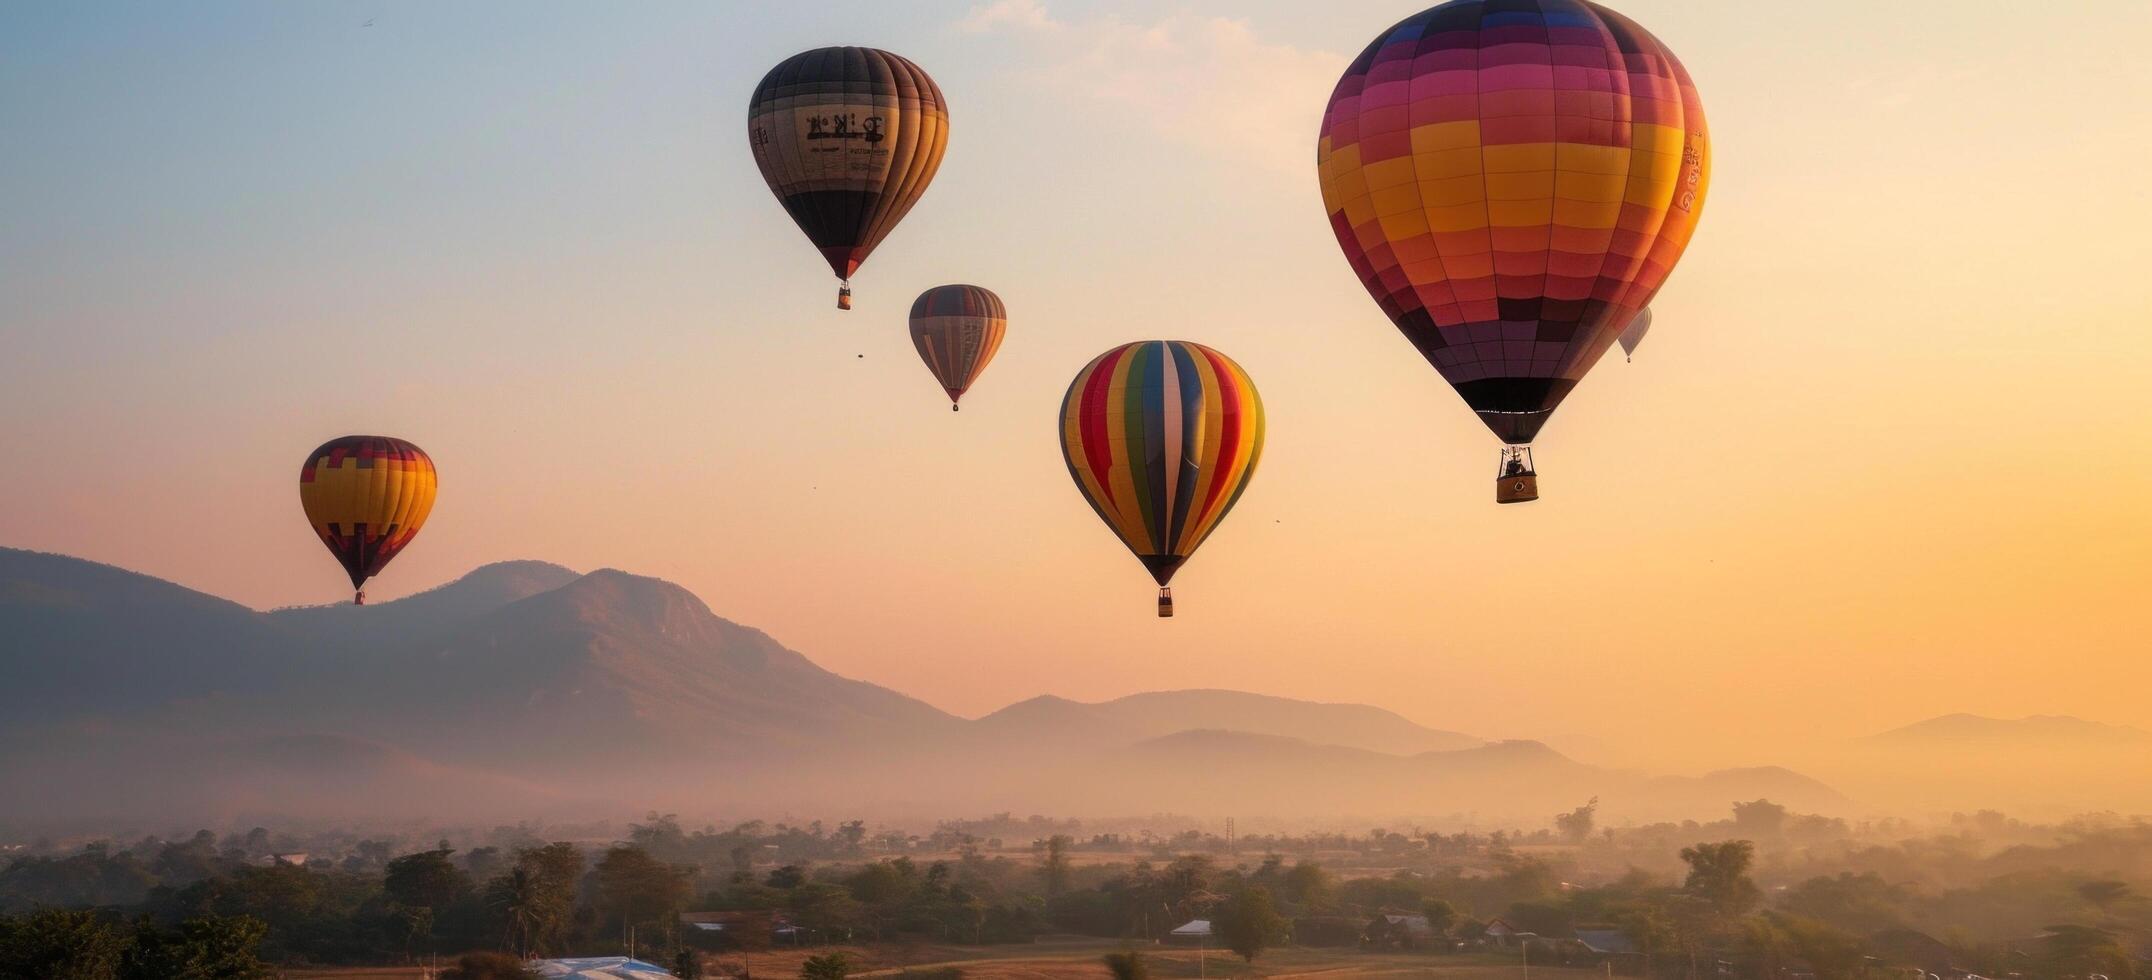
xmin=486 ymin=866 xmax=551 ymax=958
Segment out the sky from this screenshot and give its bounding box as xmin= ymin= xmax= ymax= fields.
xmin=4 ymin=0 xmax=2150 ymax=773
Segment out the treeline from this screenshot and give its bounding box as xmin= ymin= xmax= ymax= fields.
xmin=2 ymin=805 xmax=2148 ymax=976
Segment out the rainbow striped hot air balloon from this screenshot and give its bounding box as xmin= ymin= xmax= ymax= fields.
xmin=1316 ymin=0 xmax=1708 ymax=502
xmin=298 ymin=436 xmax=438 ymax=604
xmin=1058 ymin=342 xmax=1265 ymax=618
xmin=909 ymin=284 xmax=1007 ymax=411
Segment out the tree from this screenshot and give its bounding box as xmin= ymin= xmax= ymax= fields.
xmin=596 ymin=845 xmax=695 ymax=949
xmin=1555 ymin=798 xmax=1599 ymax=843
xmin=1038 ymin=835 xmax=1073 ymax=899
xmin=1102 ymin=949 xmax=1149 ymax=980
xmin=1421 ymin=899 xmax=1457 ymax=944
xmin=766 ymin=865 xmax=808 ymax=890
xmin=800 ymin=951 xmax=852 ymax=980
xmin=1283 ymin=862 xmax=1333 ymax=912
xmin=385 ymin=848 xmax=469 ymax=913
xmin=0 ymin=908 xmax=126 ymax=980
xmin=1730 ymin=800 xmax=1788 ymax=837
xmin=1213 ymin=887 xmax=1288 ymax=964
xmin=490 ymin=843 xmax=582 ymax=957
xmin=122 ymin=915 xmax=270 ymax=980
xmin=1679 ymin=840 xmax=1760 ymax=918
xmin=675 ymin=946 xmax=704 ymax=979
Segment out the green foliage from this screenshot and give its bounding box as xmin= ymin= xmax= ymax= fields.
xmin=1679 ymin=840 xmax=1760 ymax=918
xmin=595 ymin=844 xmax=695 ymax=944
xmin=1038 ymin=835 xmax=1073 ymax=899
xmin=383 ymin=848 xmax=469 ymax=913
xmin=0 ymin=908 xmax=126 ymax=980
xmin=0 ymin=910 xmax=269 ymax=980
xmin=1213 ymin=886 xmax=1288 ymax=963
xmin=1420 ymin=899 xmax=1457 ymax=938
xmin=800 ymin=951 xmax=852 ymax=980
xmin=1555 ymin=798 xmax=1599 ymax=843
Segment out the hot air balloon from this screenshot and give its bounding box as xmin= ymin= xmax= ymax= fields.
xmin=298 ymin=436 xmax=438 ymax=605
xmin=909 ymin=284 xmax=1006 ymax=411
xmin=748 ymin=47 xmax=950 ymax=311
xmin=1617 ymin=306 xmax=1653 ymax=362
xmin=1316 ymin=1 xmax=1709 ymax=503
xmin=1058 ymin=341 xmax=1264 ymax=617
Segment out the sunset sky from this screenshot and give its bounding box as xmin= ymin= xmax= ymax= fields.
xmin=4 ymin=0 xmax=2148 ymax=772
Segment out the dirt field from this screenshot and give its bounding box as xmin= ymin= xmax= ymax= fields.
xmin=283 ymin=939 xmax=1581 ymax=980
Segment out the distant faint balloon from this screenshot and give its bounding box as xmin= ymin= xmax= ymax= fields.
xmin=748 ymin=47 xmax=950 ymax=311
xmin=1058 ymin=341 xmax=1265 ymax=618
xmin=1316 ymin=0 xmax=1710 ymax=502
xmin=1618 ymin=307 xmax=1654 ymax=362
xmin=909 ymin=284 xmax=1006 ymax=411
xmin=298 ymin=436 xmax=438 ymax=605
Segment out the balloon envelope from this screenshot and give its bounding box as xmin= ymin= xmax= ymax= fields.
xmin=1618 ymin=307 xmax=1653 ymax=360
xmin=748 ymin=47 xmax=949 ymax=300
xmin=1316 ymin=0 xmax=1708 ymax=443
xmin=909 ymin=284 xmax=1007 ymax=408
xmin=298 ymin=436 xmax=438 ymax=599
xmin=1058 ymin=341 xmax=1264 ymax=588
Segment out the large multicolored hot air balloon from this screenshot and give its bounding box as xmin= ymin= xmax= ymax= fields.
xmin=748 ymin=46 xmax=949 ymax=310
xmin=1316 ymin=0 xmax=1709 ymax=502
xmin=1617 ymin=306 xmax=1653 ymax=362
xmin=1058 ymin=341 xmax=1265 ymax=617
xmin=298 ymin=436 xmax=438 ymax=605
xmin=909 ymin=284 xmax=1006 ymax=411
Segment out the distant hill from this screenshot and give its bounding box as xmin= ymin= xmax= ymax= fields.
xmin=0 ymin=546 xmax=1854 ymax=827
xmin=975 ymin=689 xmax=1483 ymax=755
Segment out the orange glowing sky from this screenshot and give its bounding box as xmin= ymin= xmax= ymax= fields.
xmin=4 ymin=0 xmax=2149 ymax=771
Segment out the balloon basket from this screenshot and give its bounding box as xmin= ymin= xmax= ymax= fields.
xmin=837 ymin=283 xmax=852 ymax=310
xmin=1495 ymin=446 xmax=1538 ymax=505
xmin=1157 ymin=587 xmax=1174 ymax=618
xmin=353 ymin=590 xmax=367 ymax=606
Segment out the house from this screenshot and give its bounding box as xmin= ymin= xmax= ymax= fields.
xmin=1166 ymin=919 xmax=1213 ymax=945
xmin=1366 ymin=913 xmax=1437 ymax=949
xmin=1574 ymin=930 xmax=1638 ymax=955
xmin=1483 ymin=917 xmax=1534 ymax=947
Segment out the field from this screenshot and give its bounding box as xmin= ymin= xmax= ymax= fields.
xmin=284 ymin=938 xmax=1582 ymax=980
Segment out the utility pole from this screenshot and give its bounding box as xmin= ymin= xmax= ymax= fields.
xmin=1522 ymin=939 xmax=1530 ymax=980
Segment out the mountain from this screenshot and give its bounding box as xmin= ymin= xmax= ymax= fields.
xmin=1782 ymin=714 xmax=2152 ymax=818
xmin=975 ymin=690 xmax=1482 ymax=755
xmin=0 ymin=546 xmax=1854 ymax=827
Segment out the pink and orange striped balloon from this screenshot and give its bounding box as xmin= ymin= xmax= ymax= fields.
xmin=1317 ymin=0 xmax=1708 ymax=447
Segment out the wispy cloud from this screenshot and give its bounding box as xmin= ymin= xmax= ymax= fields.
xmin=956 ymin=2 xmax=1346 ymax=175
xmin=957 ymin=0 xmax=1063 ymax=34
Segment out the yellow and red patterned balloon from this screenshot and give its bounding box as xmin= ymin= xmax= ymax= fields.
xmin=1058 ymin=342 xmax=1264 ymax=618
xmin=298 ymin=436 xmax=438 ymax=604
xmin=749 ymin=47 xmax=950 ymax=310
xmin=1317 ymin=0 xmax=1708 ymax=488
xmin=909 ymin=284 xmax=1006 ymax=411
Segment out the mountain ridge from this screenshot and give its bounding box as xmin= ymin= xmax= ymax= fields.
xmin=1 ymin=546 xmax=1862 ymax=826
